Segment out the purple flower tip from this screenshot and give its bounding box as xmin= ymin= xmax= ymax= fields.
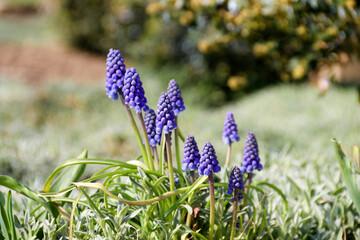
xmin=182 ymin=135 xmax=200 ymax=171
xmin=122 ymin=67 xmax=148 ymax=113
xmin=227 ymin=166 xmax=244 ymax=200
xmin=155 ymin=92 xmax=177 ymax=137
xmin=167 ymin=79 xmax=185 ymax=116
xmin=222 ymin=112 xmax=240 ymax=144
xmin=105 ymin=49 xmax=126 ymax=101
xmin=199 ymin=142 xmax=221 ymax=176
xmin=241 ymin=132 xmax=262 ymax=174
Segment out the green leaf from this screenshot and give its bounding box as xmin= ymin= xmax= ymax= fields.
xmin=332 ymin=138 xmax=360 ymax=213
xmin=254 ymin=181 xmax=288 ymax=211
xmin=50 ymin=149 xmax=88 ymax=196
xmin=0 ymin=192 xmax=10 ymax=240
xmin=0 ymin=176 xmax=58 ymax=217
xmin=6 ymin=192 xmax=17 ymax=240
xmin=165 ymin=175 xmax=207 ymax=217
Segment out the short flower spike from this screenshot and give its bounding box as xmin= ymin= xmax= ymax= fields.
xmin=227 ymin=166 xmax=244 ymax=200
xmin=182 ymin=135 xmax=200 ymax=171
xmin=222 ymin=112 xmax=240 ymax=144
xmin=199 ymin=142 xmax=221 ymax=176
xmin=122 ymin=67 xmax=149 ymax=113
xmin=144 ymin=109 xmax=159 ymax=147
xmin=167 ymin=79 xmax=185 ymax=116
xmin=105 ymin=49 xmax=126 ymax=101
xmin=240 ymin=132 xmax=263 ymax=173
xmin=155 ymin=92 xmax=177 ymax=136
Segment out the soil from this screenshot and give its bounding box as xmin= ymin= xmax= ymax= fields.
xmin=0 ymin=43 xmax=105 ymax=84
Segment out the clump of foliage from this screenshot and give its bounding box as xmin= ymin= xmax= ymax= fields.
xmin=57 ymin=0 xmax=360 ymax=103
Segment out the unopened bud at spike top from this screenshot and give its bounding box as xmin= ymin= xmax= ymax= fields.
xmin=155 ymin=92 xmax=177 ymax=137
xmin=199 ymin=142 xmax=221 ymax=176
xmin=240 ymin=132 xmax=262 ymax=173
xmin=122 ymin=67 xmax=149 ymax=113
xmin=182 ymin=135 xmax=200 ymax=171
xmin=222 ymin=112 xmax=240 ymax=144
xmin=105 ymin=49 xmax=126 ymax=101
xmin=167 ymin=79 xmax=185 ymax=116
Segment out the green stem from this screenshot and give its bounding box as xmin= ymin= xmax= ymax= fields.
xmin=166 ymin=133 xmax=175 ymax=203
xmin=209 ymin=172 xmax=215 ymax=240
xmin=190 ymin=171 xmax=195 ymax=184
xmin=223 ymin=143 xmax=232 ymax=180
xmin=119 ymin=95 xmax=149 ymax=168
xmin=177 ymin=126 xmax=185 ymax=142
xmin=151 ymin=147 xmax=159 ymax=169
xmin=242 ymin=173 xmax=253 ymax=206
xmin=138 ymin=112 xmax=155 ymax=171
xmin=230 ymin=189 xmax=238 ymax=240
xmin=160 ymin=134 xmax=166 ymax=174
xmin=175 ymin=117 xmax=182 ymax=171
xmin=186 ymin=171 xmax=196 ymax=228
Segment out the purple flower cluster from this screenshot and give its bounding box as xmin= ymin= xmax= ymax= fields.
xmin=167 ymin=79 xmax=185 ymax=116
xmin=199 ymin=142 xmax=221 ymax=176
xmin=240 ymin=132 xmax=263 ymax=173
xmin=144 ymin=109 xmax=159 ymax=147
xmin=182 ymin=135 xmax=200 ymax=171
xmin=155 ymin=92 xmax=177 ymax=135
xmin=222 ymin=112 xmax=240 ymax=144
xmin=227 ymin=166 xmax=244 ymax=200
xmin=105 ymin=49 xmax=126 ymax=101
xmin=122 ymin=68 xmax=148 ymax=113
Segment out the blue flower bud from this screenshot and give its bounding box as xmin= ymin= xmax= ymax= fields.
xmin=227 ymin=166 xmax=244 ymax=200
xmin=105 ymin=49 xmax=126 ymax=101
xmin=222 ymin=112 xmax=240 ymax=144
xmin=199 ymin=142 xmax=221 ymax=176
xmin=167 ymin=79 xmax=185 ymax=116
xmin=182 ymin=136 xmax=200 ymax=171
xmin=241 ymin=132 xmax=262 ymax=174
xmin=155 ymin=92 xmax=177 ymax=137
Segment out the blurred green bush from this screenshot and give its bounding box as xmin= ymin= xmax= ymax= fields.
xmin=58 ymin=0 xmax=360 ymax=103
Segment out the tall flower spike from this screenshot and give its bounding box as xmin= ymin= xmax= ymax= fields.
xmin=182 ymin=135 xmax=200 ymax=171
xmin=240 ymin=132 xmax=263 ymax=173
xmin=122 ymin=67 xmax=149 ymax=113
xmin=227 ymin=166 xmax=244 ymax=200
xmin=199 ymin=142 xmax=221 ymax=176
xmin=167 ymin=79 xmax=185 ymax=116
xmin=155 ymin=92 xmax=177 ymax=136
xmin=144 ymin=109 xmax=159 ymax=147
xmin=222 ymin=112 xmax=240 ymax=144
xmin=105 ymin=49 xmax=126 ymax=101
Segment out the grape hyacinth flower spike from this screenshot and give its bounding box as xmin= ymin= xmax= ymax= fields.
xmin=228 ymin=166 xmax=244 ymax=240
xmin=182 ymin=135 xmax=200 ymax=183
xmin=240 ymin=132 xmax=262 ymax=174
xmin=156 ymin=92 xmax=177 ymax=199
xmin=105 ymin=49 xmax=126 ymax=101
xmin=167 ymin=79 xmax=185 ymax=116
xmin=167 ymin=79 xmax=185 ymax=172
xmin=122 ymin=67 xmax=154 ymax=170
xmin=222 ymin=112 xmax=240 ymax=171
xmin=122 ymin=67 xmax=149 ymax=113
xmin=199 ymin=142 xmax=221 ymax=240
xmin=144 ymin=109 xmax=159 ymax=147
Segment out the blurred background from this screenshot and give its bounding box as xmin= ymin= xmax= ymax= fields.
xmin=0 ymin=0 xmax=360 ymax=185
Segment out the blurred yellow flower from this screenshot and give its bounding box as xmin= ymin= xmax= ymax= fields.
xmin=198 ymin=40 xmax=211 ymax=53
xmin=325 ymin=26 xmax=339 ymax=37
xmin=346 ymin=0 xmax=356 ymax=9
xmin=296 ymin=25 xmax=307 ymax=36
xmin=291 ymin=60 xmax=308 ymax=80
xmin=227 ymin=75 xmax=248 ymax=90
xmin=179 ymin=11 xmax=194 ymax=26
xmin=146 ymin=2 xmax=164 ymax=15
xmin=253 ymin=42 xmax=275 ymax=57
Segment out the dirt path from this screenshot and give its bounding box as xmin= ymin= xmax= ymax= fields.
xmin=0 ymin=43 xmax=105 ymax=83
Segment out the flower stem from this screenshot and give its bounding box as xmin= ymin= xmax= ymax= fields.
xmin=175 ymin=116 xmax=182 ymax=171
xmin=119 ymin=95 xmax=149 ymax=169
xmin=242 ymin=172 xmax=253 ymax=206
xmin=138 ymin=112 xmax=155 ymax=171
xmin=160 ymin=133 xmax=166 ymax=174
xmin=209 ymin=172 xmax=215 ymax=240
xmin=185 ymin=170 xmax=196 ymax=228
xmin=230 ymin=189 xmax=239 ymax=240
xmin=166 ymin=133 xmax=175 ymax=203
xmin=223 ymin=143 xmax=232 ymax=180
xmin=151 ymin=146 xmax=159 ymax=169
xmin=190 ymin=171 xmax=195 ymax=184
